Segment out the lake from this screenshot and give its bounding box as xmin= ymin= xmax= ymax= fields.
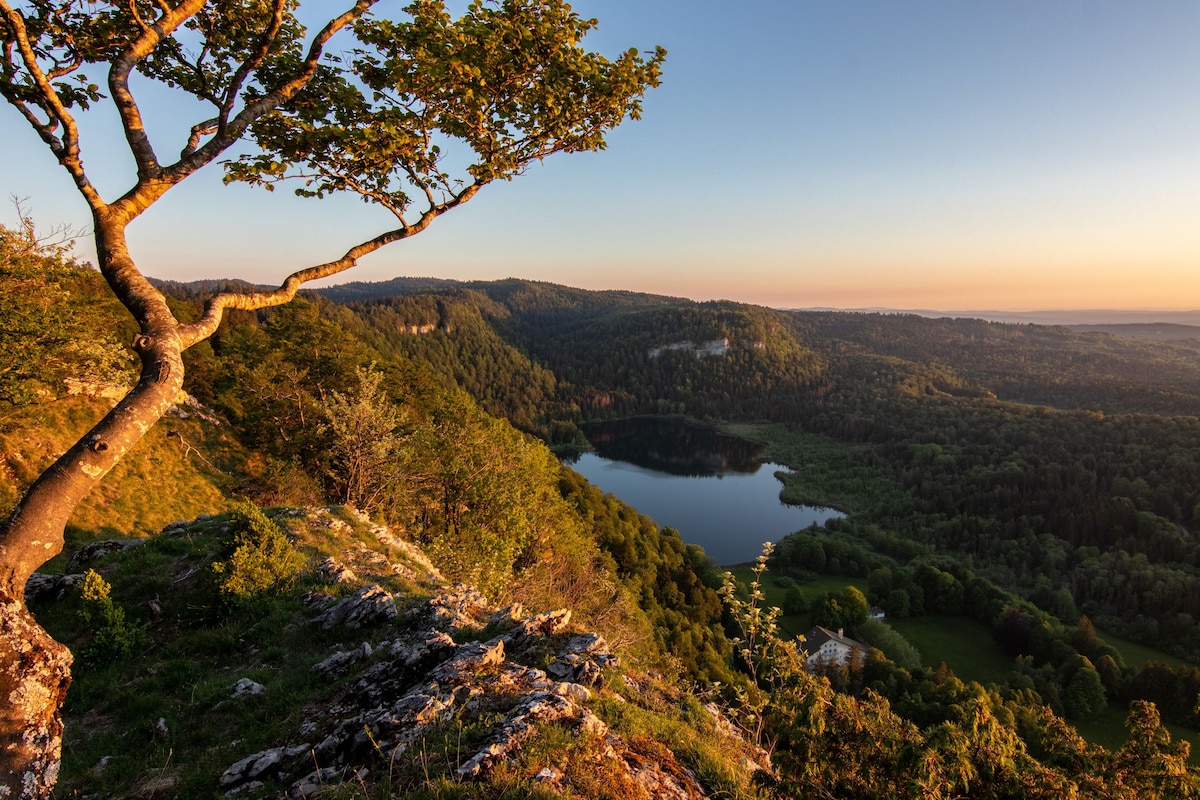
xmin=566 ymin=418 xmax=842 ymax=565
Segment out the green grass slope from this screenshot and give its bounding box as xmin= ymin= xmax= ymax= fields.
xmin=0 ymin=391 xmax=239 ymax=545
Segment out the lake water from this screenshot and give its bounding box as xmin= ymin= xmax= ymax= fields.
xmin=566 ymin=418 xmax=842 ymax=565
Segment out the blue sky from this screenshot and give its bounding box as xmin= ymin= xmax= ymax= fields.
xmin=3 ymin=1 xmax=1199 ymax=310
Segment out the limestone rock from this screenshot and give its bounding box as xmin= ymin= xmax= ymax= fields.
xmin=316 ymin=557 xmax=358 ymax=585
xmin=311 ymin=643 xmax=371 ymax=676
xmin=231 ymin=678 xmax=265 ymax=698
xmin=313 ymin=584 xmax=396 ymax=630
xmin=24 ymin=572 xmax=83 ymax=603
xmin=219 ymin=743 xmax=311 ymax=789
xmin=421 ymin=583 xmax=493 ymax=631
xmin=217 ymin=584 xmax=742 ymax=798
xmin=66 ymin=538 xmax=147 ymax=572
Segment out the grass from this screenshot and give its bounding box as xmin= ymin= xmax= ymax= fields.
xmin=1097 ymin=628 xmax=1195 ymax=671
xmin=40 ymin=506 xmax=765 ymax=799
xmin=889 ymin=615 xmax=1014 ymax=687
xmin=1074 ymin=702 xmax=1200 ymax=765
xmin=1075 ymin=629 xmax=1200 ymax=763
xmin=36 ymin=513 xmax=396 ymax=797
xmin=723 ymin=566 xmax=869 ymax=639
xmin=723 ymin=565 xmax=1014 ymax=689
xmin=1 ymin=394 xmax=236 ymax=542
xmin=1072 ymin=703 xmax=1132 ymax=753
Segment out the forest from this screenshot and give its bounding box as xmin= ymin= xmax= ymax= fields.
xmin=310 ymin=276 xmax=1200 ymax=734
xmin=315 ymin=276 xmax=1200 ymax=645
xmin=8 ymin=230 xmax=1200 ymax=795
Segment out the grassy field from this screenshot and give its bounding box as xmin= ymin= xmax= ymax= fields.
xmin=1098 ymin=628 xmax=1194 ymax=671
xmin=724 ymin=566 xmax=867 ymax=639
xmin=722 ymin=569 xmax=1200 ymax=760
xmin=1074 ymin=701 xmax=1200 ymax=763
xmin=889 ymin=615 xmax=1013 ymax=687
xmin=1085 ymin=631 xmax=1200 ymax=761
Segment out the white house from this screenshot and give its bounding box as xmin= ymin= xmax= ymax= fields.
xmin=802 ymin=625 xmax=868 ymax=670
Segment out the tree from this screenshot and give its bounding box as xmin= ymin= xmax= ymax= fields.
xmin=1064 ymin=660 xmax=1106 ymax=720
xmin=814 ymin=584 xmax=870 ymax=630
xmin=0 ymin=210 xmax=134 ymax=415
xmin=321 ymin=363 xmax=408 ymax=515
xmin=1113 ymin=701 xmax=1200 ymax=798
xmin=0 ymin=2 xmax=663 ymax=794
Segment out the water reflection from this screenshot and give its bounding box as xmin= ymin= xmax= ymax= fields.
xmin=576 ymin=417 xmax=766 ymax=476
xmin=566 ymin=418 xmax=842 ymax=565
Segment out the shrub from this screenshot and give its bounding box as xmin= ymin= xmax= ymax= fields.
xmin=78 ymin=569 xmax=143 ymax=662
xmin=783 ymin=585 xmax=807 ymax=615
xmin=211 ymin=502 xmax=304 ymax=603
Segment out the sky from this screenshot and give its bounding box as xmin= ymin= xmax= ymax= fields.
xmin=3 ymin=1 xmax=1199 ymax=312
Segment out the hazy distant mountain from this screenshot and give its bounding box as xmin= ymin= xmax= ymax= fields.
xmin=794 ymin=307 xmax=1200 ymax=327
xmin=1069 ymin=323 xmax=1200 ymax=341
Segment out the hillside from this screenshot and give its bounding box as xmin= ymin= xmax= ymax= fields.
xmin=1 ymin=391 xmax=239 ymax=541
xmin=1069 ymin=322 xmax=1200 ymax=341
xmin=27 ymin=506 xmax=1200 ymax=798
xmin=9 ymin=238 xmax=1200 ymax=796
xmin=161 ymin=273 xmax=1200 ymax=666
xmin=31 ymin=506 xmax=765 ymax=797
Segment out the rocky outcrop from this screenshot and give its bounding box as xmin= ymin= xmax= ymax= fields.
xmin=65 ymin=538 xmax=147 ymax=572
xmin=285 ymin=507 xmax=443 ymax=589
xmin=648 ymin=338 xmax=730 ymax=359
xmin=311 ymin=585 xmax=397 ymax=630
xmin=218 ymin=585 xmax=713 ymax=799
xmin=24 ymin=573 xmax=84 ymax=603
xmin=26 ymin=538 xmax=150 ymax=602
xmin=27 ymin=507 xmax=755 ymax=798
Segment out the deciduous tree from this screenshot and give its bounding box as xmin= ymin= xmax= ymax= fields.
xmin=0 ymin=1 xmax=662 ymax=794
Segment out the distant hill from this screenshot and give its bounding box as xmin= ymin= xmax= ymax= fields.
xmin=299 ymin=277 xmax=1200 ymax=420
xmin=795 ymin=306 xmax=1200 ymax=327
xmin=315 ymin=275 xmax=685 ymax=311
xmin=1068 ymin=322 xmax=1200 ymax=341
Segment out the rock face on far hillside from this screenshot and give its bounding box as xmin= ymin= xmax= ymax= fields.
xmin=219 ymin=583 xmax=719 ymax=799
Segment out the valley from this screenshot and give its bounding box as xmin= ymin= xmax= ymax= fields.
xmin=8 ymin=246 xmax=1200 ymax=795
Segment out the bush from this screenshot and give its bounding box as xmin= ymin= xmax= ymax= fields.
xmin=78 ymin=569 xmax=144 ymax=663
xmin=783 ymin=585 xmax=807 ymax=615
xmin=857 ymin=618 xmax=921 ymax=671
xmin=211 ymin=502 xmax=304 ymax=603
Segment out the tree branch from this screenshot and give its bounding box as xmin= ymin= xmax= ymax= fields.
xmin=0 ymin=0 xmax=102 ymax=210
xmin=177 ymin=0 xmax=376 ymax=174
xmin=177 ymin=181 xmax=479 ymax=349
xmin=115 ymin=0 xmax=374 ymax=221
xmin=44 ymin=5 xmax=82 ymax=80
xmin=218 ymin=0 xmax=288 ymax=134
xmin=181 ymin=117 xmax=218 ymax=159
xmin=108 ymin=0 xmax=210 ymax=182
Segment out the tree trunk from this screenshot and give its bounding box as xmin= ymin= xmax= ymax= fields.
xmin=0 ymin=345 xmax=184 ymax=798
xmin=0 ymin=218 xmax=186 ymax=796
xmin=0 ymin=594 xmax=72 ymax=797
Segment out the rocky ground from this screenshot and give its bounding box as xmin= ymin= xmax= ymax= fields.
xmin=29 ymin=507 xmax=768 ymax=799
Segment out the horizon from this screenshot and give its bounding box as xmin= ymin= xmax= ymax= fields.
xmin=4 ymin=1 xmax=1199 ymax=311
xmin=153 ymin=271 xmax=1200 ymax=326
